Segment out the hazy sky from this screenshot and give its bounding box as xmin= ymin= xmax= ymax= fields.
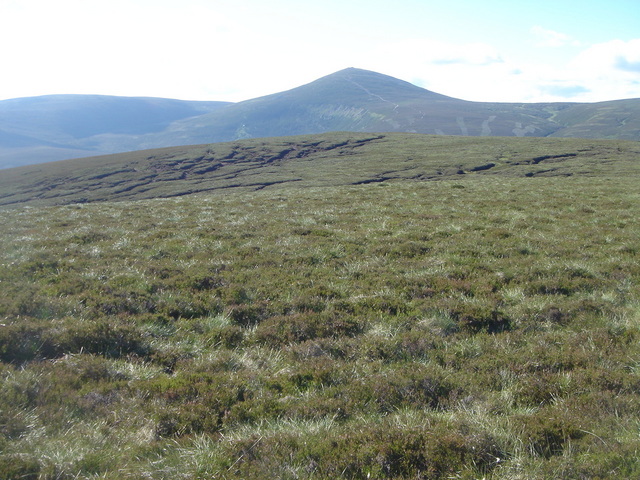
xmin=1 ymin=0 xmax=638 ymax=103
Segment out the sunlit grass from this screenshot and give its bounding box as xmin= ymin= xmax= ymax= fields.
xmin=1 ymin=144 xmax=640 ymax=478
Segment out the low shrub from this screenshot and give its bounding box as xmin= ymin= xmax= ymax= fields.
xmin=0 ymin=322 xmax=46 ymax=363
xmin=0 ymin=454 xmax=40 ymax=480
xmin=142 ymin=371 xmax=250 ymax=436
xmin=213 ymin=325 xmax=245 ymax=348
xmin=224 ymin=422 xmax=502 ymax=479
xmin=49 ymin=320 xmax=148 ymax=359
xmin=518 ymin=408 xmax=585 ymax=458
xmin=228 ymin=301 xmax=270 ymax=327
xmin=255 ymin=311 xmax=363 ymax=346
xmin=440 ymin=301 xmax=511 ymax=334
xmin=342 ymin=364 xmax=453 ymax=414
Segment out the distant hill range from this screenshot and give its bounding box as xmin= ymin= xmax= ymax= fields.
xmin=1 ymin=68 xmax=639 ymax=169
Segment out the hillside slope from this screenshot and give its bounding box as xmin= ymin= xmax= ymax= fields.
xmin=1 ymin=68 xmax=639 ymax=169
xmin=549 ymin=98 xmax=640 ymax=140
xmin=1 ymin=132 xmax=639 ymax=207
xmin=0 ymin=96 xmax=230 ymax=168
xmin=1 ymin=139 xmax=640 ymax=477
xmin=153 ymin=68 xmax=565 ymax=144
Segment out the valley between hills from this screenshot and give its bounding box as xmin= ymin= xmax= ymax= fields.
xmin=1 ymin=129 xmax=640 ymax=478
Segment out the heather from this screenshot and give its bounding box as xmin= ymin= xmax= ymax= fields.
xmin=1 ymin=135 xmax=639 ymax=479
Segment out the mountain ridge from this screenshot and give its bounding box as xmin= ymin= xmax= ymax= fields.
xmin=1 ymin=68 xmax=639 ymax=169
xmin=0 ymin=95 xmax=231 ymax=168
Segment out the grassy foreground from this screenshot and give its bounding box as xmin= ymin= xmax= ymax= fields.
xmin=1 ymin=138 xmax=640 ymax=478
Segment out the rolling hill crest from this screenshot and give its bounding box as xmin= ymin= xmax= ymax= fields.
xmin=1 ymin=68 xmax=639 ymax=169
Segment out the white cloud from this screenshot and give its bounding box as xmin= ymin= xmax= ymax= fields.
xmin=572 ymin=39 xmax=640 ymax=72
xmin=375 ymin=39 xmax=503 ymax=67
xmin=364 ymin=39 xmax=539 ymax=102
xmin=559 ymin=39 xmax=640 ymax=101
xmin=0 ymin=1 xmax=638 ymax=104
xmin=361 ymin=37 xmax=640 ymax=103
xmin=530 ymin=26 xmax=580 ymax=48
xmin=0 ymin=0 xmax=268 ymax=100
xmin=538 ymin=84 xmax=590 ymax=98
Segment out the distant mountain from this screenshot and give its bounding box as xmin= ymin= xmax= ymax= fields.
xmin=1 ymin=68 xmax=639 ymax=169
xmin=0 ymin=96 xmax=230 ymax=168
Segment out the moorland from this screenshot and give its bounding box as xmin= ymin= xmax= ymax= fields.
xmin=1 ymin=132 xmax=640 ymax=479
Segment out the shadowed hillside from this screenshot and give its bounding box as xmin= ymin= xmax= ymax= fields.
xmin=0 ymin=96 xmax=230 ymax=168
xmin=1 ymin=68 xmax=639 ymax=169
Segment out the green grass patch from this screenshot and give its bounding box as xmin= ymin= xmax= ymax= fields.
xmin=1 ymin=134 xmax=640 ymax=478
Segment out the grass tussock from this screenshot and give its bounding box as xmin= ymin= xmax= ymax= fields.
xmin=1 ymin=157 xmax=640 ymax=478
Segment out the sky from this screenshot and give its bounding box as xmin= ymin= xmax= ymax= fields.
xmin=0 ymin=0 xmax=639 ymax=103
